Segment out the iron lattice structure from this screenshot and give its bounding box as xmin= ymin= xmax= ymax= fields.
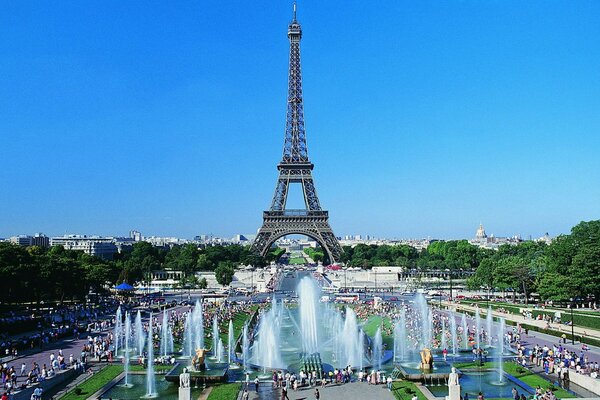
xmin=251 ymin=6 xmax=343 ymax=263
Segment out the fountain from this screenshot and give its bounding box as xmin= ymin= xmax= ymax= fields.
xmin=144 ymin=312 xmax=157 ymax=398
xmin=193 ymin=300 xmax=204 ymax=355
xmin=462 ymin=313 xmax=469 ymax=350
xmin=251 ymin=298 xmax=283 ymax=369
xmin=487 ymin=306 xmax=493 ymax=347
xmin=441 ymin=315 xmax=447 ymax=351
xmin=121 ymin=311 xmax=133 ymax=388
xmin=496 ymin=317 xmax=506 ymax=384
xmin=340 ymin=307 xmax=362 ymax=367
xmin=161 ymin=309 xmax=170 ymax=357
xmin=216 ymin=338 xmax=225 ymax=363
xmin=242 ymin=323 xmax=249 ymax=371
xmin=227 ymin=320 xmax=234 ymax=365
xmin=416 ymin=293 xmax=429 ymax=347
xmin=373 ymin=326 xmax=383 ymax=370
xmin=135 ymin=310 xmax=145 ymax=356
xmin=115 ymin=306 xmax=123 ymax=355
xmin=298 ymin=278 xmax=319 ymax=354
xmin=475 ymin=308 xmax=481 ymax=349
xmin=359 ymin=329 xmax=365 ymax=372
xmin=212 ymin=316 xmax=219 ymax=356
xmin=450 ymin=311 xmax=458 ymax=356
xmin=393 ymin=310 xmax=407 ymax=362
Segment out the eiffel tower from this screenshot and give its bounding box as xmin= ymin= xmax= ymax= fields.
xmin=251 ymin=4 xmax=343 ymax=263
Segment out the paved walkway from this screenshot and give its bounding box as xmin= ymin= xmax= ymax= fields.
xmin=447 ymin=302 xmax=600 ymax=342
xmin=241 ymin=381 xmax=395 ymax=400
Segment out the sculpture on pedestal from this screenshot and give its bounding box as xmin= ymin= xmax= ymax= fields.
xmin=192 ymin=349 xmax=207 ymax=371
xmin=179 ymin=367 xmax=191 ymax=400
xmin=420 ymin=348 xmax=434 ymax=370
xmin=447 ymin=367 xmax=461 ymax=400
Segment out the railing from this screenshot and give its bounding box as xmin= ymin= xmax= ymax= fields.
xmin=265 ymin=209 xmax=328 ymax=217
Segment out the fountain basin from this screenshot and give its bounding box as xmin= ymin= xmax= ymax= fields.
xmin=424 ymin=370 xmax=534 ymax=399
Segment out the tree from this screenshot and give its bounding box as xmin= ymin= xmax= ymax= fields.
xmin=215 ymin=261 xmax=235 ymax=287
xmin=198 ymin=277 xmax=208 ymax=289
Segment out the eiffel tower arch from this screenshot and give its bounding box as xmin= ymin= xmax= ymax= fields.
xmin=251 ymin=4 xmax=343 ymax=263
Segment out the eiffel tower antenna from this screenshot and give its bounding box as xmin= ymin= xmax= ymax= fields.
xmin=251 ymin=5 xmax=342 ymax=263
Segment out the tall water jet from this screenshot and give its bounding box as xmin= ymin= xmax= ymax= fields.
xmin=341 ymin=307 xmax=362 ymax=367
xmin=242 ymin=323 xmax=249 ymax=371
xmin=160 ymin=309 xmax=170 ymax=357
xmin=415 ymin=293 xmax=429 ymax=347
xmin=441 ymin=315 xmax=447 ymax=351
xmin=251 ymin=299 xmax=283 ymax=369
xmin=227 ymin=320 xmax=234 ymax=365
xmin=298 ymin=277 xmax=319 ymax=354
xmin=475 ymin=308 xmax=481 ymax=349
xmin=192 ymin=299 xmax=204 ymax=353
xmin=486 ymin=307 xmax=493 ymax=347
xmin=144 ymin=313 xmax=157 ymax=398
xmin=393 ymin=312 xmax=407 ymax=362
xmin=373 ymin=327 xmax=383 ymax=370
xmin=462 ymin=313 xmax=469 ymax=350
xmin=167 ymin=325 xmax=174 ymax=355
xmin=114 ymin=306 xmax=122 ymax=355
xmin=122 ymin=311 xmax=133 ymax=388
xmin=359 ymin=329 xmax=365 ymax=372
xmin=135 ymin=310 xmax=145 ymax=356
xmin=450 ymin=311 xmax=458 ymax=356
xmin=183 ymin=312 xmax=193 ymax=357
xmin=216 ymin=338 xmax=225 ymax=363
xmin=496 ymin=317 xmax=506 ymax=383
xmin=212 ymin=316 xmax=219 ymax=355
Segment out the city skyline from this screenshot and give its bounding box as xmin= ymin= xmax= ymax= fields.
xmin=1 ymin=1 xmax=599 ymax=240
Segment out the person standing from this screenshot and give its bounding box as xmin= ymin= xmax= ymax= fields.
xmin=315 ymin=388 xmax=320 ymax=399
xmin=254 ymin=377 xmax=259 ymax=393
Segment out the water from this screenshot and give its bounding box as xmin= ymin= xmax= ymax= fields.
xmin=298 ymin=277 xmax=319 ymax=354
xmin=192 ymin=299 xmax=204 ymax=353
xmin=242 ymin=323 xmax=249 ymax=371
xmin=373 ymin=327 xmax=383 ymax=370
xmin=250 ymin=299 xmax=283 ymax=369
xmin=115 ymin=306 xmax=122 ymax=355
xmin=216 ymin=338 xmax=225 ymax=363
xmin=415 ymin=294 xmax=429 ymax=348
xmin=462 ymin=313 xmax=469 ymax=350
xmin=212 ymin=316 xmax=219 ymax=355
xmin=475 ymin=308 xmax=481 ymax=349
xmin=393 ymin=310 xmax=407 ymax=362
xmin=441 ymin=316 xmax=447 ymax=352
xmin=104 ymin=375 xmax=202 ymax=400
xmin=487 ymin=307 xmax=493 ymax=347
xmin=144 ymin=313 xmax=157 ymax=398
xmin=123 ymin=311 xmax=132 ymax=388
xmin=160 ymin=309 xmax=170 ymax=357
xmin=135 ymin=310 xmax=145 ymax=356
xmin=359 ymin=329 xmax=365 ymax=372
xmin=450 ymin=311 xmax=458 ymax=356
xmin=227 ymin=320 xmax=234 ymax=365
xmin=341 ymin=307 xmax=362 ymax=368
xmin=426 ymin=371 xmax=527 ymax=399
xmin=497 ymin=318 xmax=506 ymax=383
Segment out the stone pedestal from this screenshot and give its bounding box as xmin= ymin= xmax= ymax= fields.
xmin=447 ymin=384 xmax=461 ymax=400
xmin=179 ymin=386 xmax=191 ymax=400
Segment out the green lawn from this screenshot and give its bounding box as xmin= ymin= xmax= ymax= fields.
xmin=392 ymin=380 xmax=428 ymax=400
xmin=206 ymin=382 xmax=242 ymax=400
xmin=288 ymin=257 xmax=306 ymax=265
xmin=362 ymin=315 xmax=394 ymax=349
xmin=60 ymin=365 xmax=122 ymax=400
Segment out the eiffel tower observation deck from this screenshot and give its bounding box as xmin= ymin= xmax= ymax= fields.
xmin=251 ymin=3 xmax=343 ymax=263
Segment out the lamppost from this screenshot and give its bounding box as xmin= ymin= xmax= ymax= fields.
xmin=570 ymin=298 xmax=575 ymax=344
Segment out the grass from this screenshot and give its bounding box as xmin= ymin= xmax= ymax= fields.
xmin=454 ymin=361 xmax=575 ymax=399
xmin=362 ymin=315 xmax=394 ymax=349
xmin=288 ymin=257 xmax=306 ymax=265
xmin=60 ymin=365 xmax=122 ymax=400
xmin=206 ymin=382 xmax=242 ymax=400
xmin=460 ymin=300 xmax=600 ymax=331
xmin=392 ymin=380 xmax=428 ymax=400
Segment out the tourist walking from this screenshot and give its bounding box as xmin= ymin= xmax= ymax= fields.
xmin=315 ymin=388 xmax=320 ymax=399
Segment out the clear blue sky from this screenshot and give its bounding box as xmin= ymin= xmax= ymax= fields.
xmin=1 ymin=1 xmax=599 ymax=240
